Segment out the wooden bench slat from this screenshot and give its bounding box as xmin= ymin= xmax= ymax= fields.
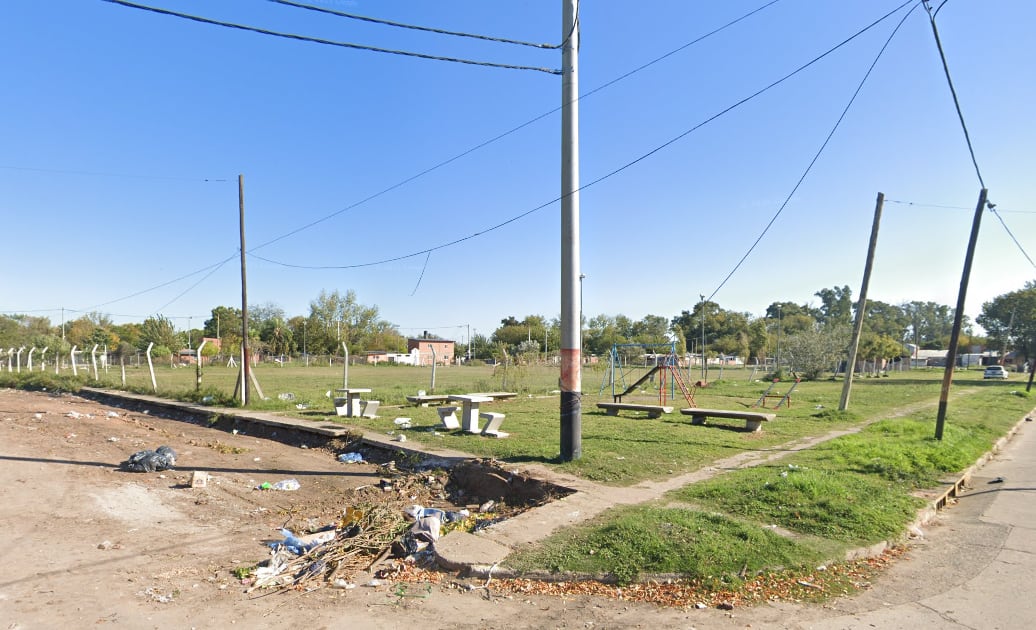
xmin=679 ymin=407 xmax=775 ymax=432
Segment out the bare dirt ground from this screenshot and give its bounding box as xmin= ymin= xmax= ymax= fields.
xmin=0 ymin=387 xmax=997 ymax=630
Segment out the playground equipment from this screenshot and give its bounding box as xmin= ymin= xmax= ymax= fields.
xmin=600 ymin=343 xmax=697 ymax=407
xmin=752 ymin=378 xmax=800 ymax=409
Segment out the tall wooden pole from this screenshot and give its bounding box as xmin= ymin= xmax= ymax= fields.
xmin=239 ymin=174 xmax=251 ymax=405
xmin=560 ymin=0 xmax=582 ymax=460
xmin=935 ymin=188 xmax=988 ymax=439
xmin=840 ymin=192 xmax=884 ymax=410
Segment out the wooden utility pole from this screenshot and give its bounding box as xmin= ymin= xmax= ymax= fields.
xmin=840 ymin=192 xmax=884 ymax=410
xmin=239 ymin=174 xmax=251 ymax=405
xmin=935 ymin=188 xmax=988 ymax=439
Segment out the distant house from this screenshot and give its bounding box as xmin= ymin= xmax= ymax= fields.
xmin=364 ymin=351 xmax=388 ymax=365
xmin=407 ymin=333 xmax=455 ymax=366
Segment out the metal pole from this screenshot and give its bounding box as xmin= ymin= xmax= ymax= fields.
xmin=559 ymin=0 xmax=582 ymax=461
xmin=935 ymin=188 xmax=988 ymax=439
xmin=239 ymin=174 xmax=250 ymax=405
xmin=840 ymin=192 xmax=884 ymax=410
xmin=700 ymin=295 xmax=706 ymax=380
xmin=777 ymin=305 xmax=782 ymax=372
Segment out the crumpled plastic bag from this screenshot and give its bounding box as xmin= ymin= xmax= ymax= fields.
xmin=267 ymin=527 xmax=336 ymax=555
xmin=121 ymin=445 xmax=177 ymax=472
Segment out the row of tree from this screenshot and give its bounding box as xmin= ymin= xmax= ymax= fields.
xmin=2 ymin=283 xmax=1034 ymax=375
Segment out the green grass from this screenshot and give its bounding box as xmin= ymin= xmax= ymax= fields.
xmin=505 ymin=505 xmax=829 ymax=587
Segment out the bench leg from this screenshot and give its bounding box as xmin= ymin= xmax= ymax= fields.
xmin=690 ymin=415 xmax=707 ymax=426
xmin=745 ymin=419 xmax=763 ymax=432
xmin=462 ymin=403 xmax=481 ymax=433
xmin=648 ymin=411 xmax=662 ymax=419
xmin=605 ymin=408 xmax=620 ymax=416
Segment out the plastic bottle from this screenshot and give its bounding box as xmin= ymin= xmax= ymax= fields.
xmin=272 ymin=479 xmax=301 ymax=491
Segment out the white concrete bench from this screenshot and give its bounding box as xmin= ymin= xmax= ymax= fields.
xmin=437 ymin=406 xmax=460 ymax=430
xmin=479 ymin=412 xmax=508 ymax=438
xmin=679 ymin=407 xmax=776 ymax=432
xmin=359 ymin=400 xmax=380 ymax=418
xmin=596 ymin=402 xmax=673 ymax=419
xmin=448 ymin=395 xmax=492 ymax=433
xmin=406 ymin=394 xmax=450 ymax=407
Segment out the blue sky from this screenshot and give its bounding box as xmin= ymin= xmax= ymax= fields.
xmin=2 ymin=0 xmax=1034 ymax=342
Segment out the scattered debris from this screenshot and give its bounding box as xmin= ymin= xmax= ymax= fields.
xmin=105 ymin=411 xmax=119 ymax=418
xmin=338 ymin=452 xmax=364 ymax=464
xmin=121 ymin=446 xmax=177 ymax=473
xmin=257 ymin=479 xmax=300 ymax=491
xmin=989 ymin=476 xmax=1005 ymax=484
xmin=394 ymin=418 xmax=413 ymax=429
xmin=277 ymin=393 xmax=296 ymax=401
xmin=190 ymin=471 xmax=209 ymax=488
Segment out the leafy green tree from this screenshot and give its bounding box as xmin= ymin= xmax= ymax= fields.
xmin=671 ymin=302 xmax=750 ymax=359
xmin=814 ymin=285 xmax=854 ymax=326
xmin=140 ymin=315 xmax=180 ymax=351
xmin=861 ymin=300 xmax=909 ymax=341
xmin=902 ymin=301 xmax=955 ymax=349
xmin=978 ymin=282 xmax=1036 ymax=387
xmin=204 ymin=306 xmax=242 ymax=355
xmin=307 ymin=289 xmax=391 ymax=355
xmin=783 ymin=324 xmax=850 ymax=380
xmin=492 ymin=315 xmax=547 ymax=353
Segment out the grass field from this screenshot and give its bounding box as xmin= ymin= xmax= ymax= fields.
xmin=6 ymin=360 xmax=1033 ymax=589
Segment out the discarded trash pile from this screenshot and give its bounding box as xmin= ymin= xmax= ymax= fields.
xmin=121 ymin=445 xmax=177 ymax=472
xmin=243 ymin=459 xmax=537 ymax=591
xmin=250 ymin=502 xmax=412 ymax=591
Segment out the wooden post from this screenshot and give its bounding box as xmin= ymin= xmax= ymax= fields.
xmin=840 ymin=192 xmax=884 ymax=411
xmin=146 ymin=342 xmax=157 ymax=392
xmin=935 ymin=189 xmax=988 ymax=439
xmin=239 ymin=174 xmax=250 ymax=405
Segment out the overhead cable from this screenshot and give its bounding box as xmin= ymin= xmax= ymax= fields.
xmin=78 ymin=253 xmax=238 ymax=311
xmin=251 ymin=0 xmax=782 ymax=252
xmin=100 ymin=0 xmax=560 ymax=74
xmin=253 ymin=0 xmax=915 ymax=272
xmin=988 ymin=208 xmax=1036 ymax=268
xmin=922 ymin=0 xmax=984 ymax=188
xmin=268 ymin=0 xmax=559 ymax=49
xmin=707 ymin=1 xmax=920 ymax=302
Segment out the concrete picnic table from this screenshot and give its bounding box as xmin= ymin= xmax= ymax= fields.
xmin=447 ymin=394 xmax=493 ymax=433
xmin=334 ymin=388 xmax=372 ymax=417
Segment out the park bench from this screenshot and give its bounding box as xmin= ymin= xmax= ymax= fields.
xmin=596 ymin=402 xmax=673 ymax=419
xmin=679 ymin=407 xmax=776 ymax=432
xmin=359 ymin=399 xmax=380 ymax=418
xmin=437 ymin=406 xmax=460 ymax=429
xmin=407 ymin=394 xmax=451 ymax=407
xmin=479 ymin=412 xmax=508 ymax=438
xmin=333 ymin=388 xmax=372 ymax=417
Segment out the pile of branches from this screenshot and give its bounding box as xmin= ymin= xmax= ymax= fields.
xmin=251 ymin=502 xmax=411 ymax=591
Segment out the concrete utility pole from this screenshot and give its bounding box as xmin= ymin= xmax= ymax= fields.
xmin=935 ymin=188 xmax=988 ymax=440
xmin=239 ymin=174 xmax=251 ymax=405
xmin=559 ymin=0 xmax=582 ymax=461
xmin=840 ymin=192 xmax=884 ymax=410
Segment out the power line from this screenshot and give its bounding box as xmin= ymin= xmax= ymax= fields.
xmin=886 ymin=199 xmax=1036 ymax=213
xmin=268 ymin=0 xmax=559 ymax=49
xmin=922 ymin=0 xmax=984 ymax=188
xmin=153 ymin=255 xmax=236 ymax=313
xmin=78 ymin=253 xmax=238 ymax=311
xmin=253 ymin=0 xmax=915 ymax=272
xmin=100 ymin=0 xmax=560 ymax=74
xmin=249 ymin=0 xmax=784 ymax=252
xmin=708 ymin=1 xmax=920 ymax=302
xmin=989 ymin=207 xmax=1036 ymax=269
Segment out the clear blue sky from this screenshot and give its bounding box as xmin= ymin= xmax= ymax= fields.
xmin=2 ymin=0 xmax=1034 ymax=342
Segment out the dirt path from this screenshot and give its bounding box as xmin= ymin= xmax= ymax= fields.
xmin=0 ymin=387 xmax=1009 ymax=629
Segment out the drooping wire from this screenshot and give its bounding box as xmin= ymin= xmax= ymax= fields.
xmin=152 ymin=255 xmax=237 ymax=312
xmin=410 ymin=252 xmax=432 ymax=296
xmin=707 ymin=1 xmax=921 ymax=302
xmin=252 ymin=0 xmax=915 ymax=272
xmin=268 ymin=0 xmax=559 ymax=49
xmin=79 ymin=253 xmax=238 ymax=311
xmin=886 ymin=199 xmax=1036 ymax=214
xmin=988 ymin=207 xmax=1036 ymax=268
xmin=100 ymin=0 xmax=560 ymax=74
xmin=921 ymin=0 xmax=984 ymax=188
xmin=250 ymin=0 xmax=782 ymax=252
